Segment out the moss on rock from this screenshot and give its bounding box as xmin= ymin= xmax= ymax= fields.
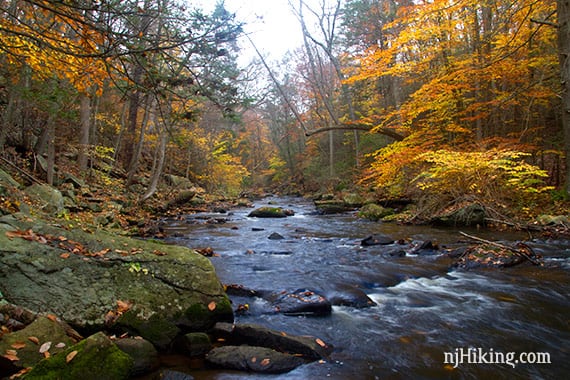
xmin=24 ymin=332 xmax=133 ymax=380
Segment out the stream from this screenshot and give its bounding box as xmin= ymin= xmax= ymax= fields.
xmin=162 ymin=196 xmax=570 ymax=380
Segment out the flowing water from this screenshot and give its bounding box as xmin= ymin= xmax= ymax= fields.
xmin=163 ymin=196 xmax=570 ymax=380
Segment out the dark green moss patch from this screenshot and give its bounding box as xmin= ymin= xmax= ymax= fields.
xmin=24 ymin=332 xmax=133 ymax=380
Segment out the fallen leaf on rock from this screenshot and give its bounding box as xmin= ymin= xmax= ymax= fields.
xmin=208 ymin=301 xmax=216 ymax=311
xmin=66 ymin=350 xmax=78 ymax=363
xmin=28 ymin=336 xmax=39 ymax=345
xmin=250 ymin=357 xmax=257 ymax=363
xmin=315 ymin=338 xmax=326 ymax=347
xmin=2 ymin=353 xmax=19 ymax=362
xmin=116 ymin=300 xmax=132 ymax=313
xmin=55 ymin=342 xmax=66 ymax=348
xmin=152 ymin=249 xmax=167 ymax=256
xmin=260 ymin=358 xmax=271 ymax=366
xmin=94 ymin=248 xmax=110 ymax=256
xmin=10 ymin=342 xmax=26 ymax=350
xmin=60 ymin=253 xmax=70 ymax=259
xmin=5 ymin=349 xmax=18 ymax=356
xmin=39 ymin=342 xmax=51 ymax=353
xmin=46 ymin=314 xmax=58 ymax=322
xmin=43 ymin=351 xmax=50 ymax=358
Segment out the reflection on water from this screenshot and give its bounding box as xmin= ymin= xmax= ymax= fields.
xmin=163 ymin=197 xmax=570 ymax=380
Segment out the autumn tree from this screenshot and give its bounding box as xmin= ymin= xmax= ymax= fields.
xmin=343 ymin=0 xmax=559 ymax=215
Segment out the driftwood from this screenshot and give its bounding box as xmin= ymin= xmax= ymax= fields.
xmin=459 ymin=231 xmax=541 ymax=266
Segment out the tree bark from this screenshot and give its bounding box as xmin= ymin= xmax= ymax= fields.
xmin=78 ymin=93 xmax=91 ymax=170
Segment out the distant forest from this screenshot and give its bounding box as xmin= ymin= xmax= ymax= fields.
xmin=0 ymin=0 xmax=566 ymax=220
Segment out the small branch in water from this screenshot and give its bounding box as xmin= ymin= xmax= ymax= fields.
xmin=459 ymin=231 xmax=541 ymax=266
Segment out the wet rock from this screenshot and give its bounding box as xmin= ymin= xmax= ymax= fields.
xmin=158 ymin=369 xmax=195 ymax=380
xmin=224 ymin=284 xmax=260 ymax=297
xmin=206 ymin=345 xmax=306 ymax=374
xmin=24 ymin=332 xmax=133 ymax=379
xmin=407 ymin=240 xmax=439 ymax=255
xmin=325 ymin=285 xmax=377 ymax=308
xmin=174 ymin=332 xmax=212 ymax=357
xmin=271 ymin=289 xmax=332 ymax=316
xmin=268 ymin=232 xmax=285 ymax=240
xmin=248 ymin=206 xmax=294 ymax=218
xmin=452 ymin=243 xmax=542 ymax=269
xmin=361 ymin=234 xmax=395 ymax=246
xmin=221 ymin=323 xmax=333 ymax=360
xmin=115 ymin=337 xmax=160 ymax=376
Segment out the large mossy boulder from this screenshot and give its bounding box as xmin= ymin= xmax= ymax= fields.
xmin=24 ymin=332 xmax=133 ymax=380
xmin=357 ymin=203 xmax=394 ymax=221
xmin=0 ymin=214 xmax=233 ymax=350
xmin=248 ymin=206 xmax=293 ymax=218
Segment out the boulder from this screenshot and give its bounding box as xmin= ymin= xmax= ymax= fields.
xmin=0 ymin=214 xmax=233 ymax=350
xmin=324 ymin=285 xmax=377 ymax=308
xmin=23 ymin=332 xmax=133 ymax=379
xmin=174 ymin=332 xmax=212 ymax=357
xmin=219 ymin=323 xmax=333 ymax=360
xmin=361 ymin=234 xmax=395 ymax=246
xmin=0 ymin=168 xmax=21 ymax=189
xmin=0 ymin=315 xmax=76 ymax=375
xmin=451 ymin=243 xmax=542 ymax=270
xmin=248 ymin=206 xmax=293 ymax=218
xmin=271 ymin=289 xmax=332 ymax=317
xmin=166 ymin=189 xmax=197 ymax=209
xmin=24 ymin=184 xmax=64 ymax=215
xmin=205 ymin=346 xmax=306 ymax=374
xmin=114 ymin=337 xmax=160 ymax=376
xmin=314 ymin=199 xmax=353 ymax=214
xmin=164 ymin=174 xmax=193 ymax=189
xmin=357 ymin=203 xmax=394 ymax=221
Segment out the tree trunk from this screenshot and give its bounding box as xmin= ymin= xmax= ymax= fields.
xmin=78 ymin=93 xmax=91 ymax=170
xmin=558 ymin=0 xmax=570 ymax=193
xmin=126 ymin=94 xmax=153 ymax=187
xmin=139 ymin=122 xmax=168 ymax=203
